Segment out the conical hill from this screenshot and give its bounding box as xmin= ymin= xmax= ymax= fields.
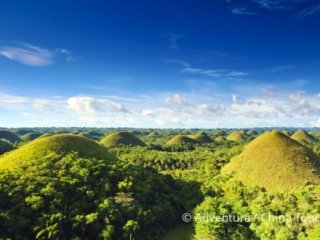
xmin=0 ymin=134 xmax=115 ymax=169
xmin=166 ymin=135 xmax=198 ymax=145
xmin=291 ymin=130 xmax=315 ymax=144
xmin=100 ymin=132 xmax=146 ymax=147
xmin=192 ymin=132 xmax=213 ymax=143
xmin=222 ymin=131 xmax=320 ymax=192
xmin=226 ymin=131 xmax=245 ymax=142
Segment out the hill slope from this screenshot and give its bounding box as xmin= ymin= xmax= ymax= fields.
xmin=100 ymin=132 xmax=146 ymax=147
xmin=191 ymin=132 xmax=213 ymax=143
xmin=291 ymin=129 xmax=315 ymax=144
xmin=0 ymin=139 xmax=13 ymax=155
xmin=0 ymin=130 xmax=21 ymax=143
xmin=226 ymin=131 xmax=245 ymax=142
xmin=166 ymin=135 xmax=198 ymax=145
xmin=214 ymin=136 xmax=226 ymax=143
xmin=0 ymin=134 xmax=115 ymax=169
xmin=21 ymin=132 xmax=43 ymax=141
xmin=222 ymin=131 xmax=320 ymax=192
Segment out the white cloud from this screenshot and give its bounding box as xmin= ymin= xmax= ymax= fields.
xmin=0 ymin=44 xmax=54 ymax=66
xmin=228 ymin=71 xmax=250 ymax=76
xmin=182 ymin=67 xmax=226 ymax=77
xmin=164 ymin=94 xmax=186 ymax=106
xmin=231 ymin=99 xmax=281 ymax=118
xmin=32 ymin=99 xmax=55 ymax=111
xmin=231 ymin=7 xmax=256 ymax=15
xmin=67 ymin=96 xmax=126 ymax=115
xmin=1 ymin=89 xmax=320 ymax=128
xmin=252 ymin=0 xmax=302 ymax=10
xmin=0 ymin=44 xmax=75 ymax=66
xmin=297 ymin=2 xmax=320 ymax=18
xmin=311 ymin=118 xmax=320 ymax=127
xmin=165 ymin=59 xmax=249 ymax=78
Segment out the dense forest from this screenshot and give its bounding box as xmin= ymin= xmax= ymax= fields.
xmin=1 ymin=128 xmax=320 ymax=239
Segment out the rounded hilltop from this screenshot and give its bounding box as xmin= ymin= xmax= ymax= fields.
xmin=0 ymin=134 xmax=115 ymax=169
xmin=146 ymin=131 xmax=159 ymax=139
xmin=282 ymin=130 xmax=291 ymax=137
xmin=100 ymin=131 xmax=146 ymax=147
xmin=166 ymin=135 xmax=198 ymax=145
xmin=226 ymin=131 xmax=245 ymax=142
xmin=214 ymin=136 xmax=226 ymax=143
xmin=21 ymin=132 xmax=43 ymax=141
xmin=291 ymin=129 xmax=315 ymax=144
xmin=191 ymin=132 xmax=213 ymax=143
xmin=0 ymin=130 xmax=21 ymax=143
xmin=246 ymin=130 xmax=257 ymax=136
xmin=222 ymin=130 xmax=320 ymax=192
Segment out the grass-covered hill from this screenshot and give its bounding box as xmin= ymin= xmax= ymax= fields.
xmin=291 ymin=129 xmax=315 ymax=144
xmin=222 ymin=130 xmax=320 ymax=192
xmin=0 ymin=130 xmax=21 ymax=143
xmin=214 ymin=136 xmax=226 ymax=143
xmin=282 ymin=130 xmax=291 ymax=137
xmin=166 ymin=135 xmax=198 ymax=145
xmin=21 ymin=132 xmax=43 ymax=141
xmin=146 ymin=131 xmax=159 ymax=139
xmin=100 ymin=131 xmax=146 ymax=147
xmin=191 ymin=132 xmax=213 ymax=143
xmin=0 ymin=134 xmax=115 ymax=169
xmin=0 ymin=139 xmax=13 ymax=155
xmin=226 ymin=131 xmax=245 ymax=142
xmin=246 ymin=130 xmax=257 ymax=136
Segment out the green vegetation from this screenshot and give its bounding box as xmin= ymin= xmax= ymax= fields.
xmin=100 ymin=131 xmax=146 ymax=147
xmin=0 ymin=130 xmax=21 ymax=143
xmin=1 ymin=127 xmax=320 ymax=239
xmin=0 ymin=134 xmax=114 ymax=169
xmin=0 ymin=153 xmax=189 ymax=239
xmin=160 ymin=224 xmax=194 ymax=240
xmin=222 ymin=131 xmax=320 ymax=191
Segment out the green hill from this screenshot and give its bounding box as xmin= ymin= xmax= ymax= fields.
xmin=146 ymin=131 xmax=159 ymax=139
xmin=0 ymin=130 xmax=21 ymax=143
xmin=222 ymin=131 xmax=320 ymax=192
xmin=226 ymin=131 xmax=245 ymax=142
xmin=282 ymin=130 xmax=291 ymax=137
xmin=291 ymin=129 xmax=315 ymax=144
xmin=246 ymin=130 xmax=257 ymax=136
xmin=0 ymin=139 xmax=13 ymax=155
xmin=0 ymin=134 xmax=115 ymax=169
xmin=214 ymin=136 xmax=226 ymax=143
xmin=166 ymin=135 xmax=198 ymax=145
xmin=212 ymin=130 xmax=226 ymax=137
xmin=191 ymin=132 xmax=213 ymax=143
xmin=21 ymin=132 xmax=43 ymax=141
xmin=100 ymin=131 xmax=146 ymax=147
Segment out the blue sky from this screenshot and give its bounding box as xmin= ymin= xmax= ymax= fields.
xmin=0 ymin=0 xmax=320 ymax=128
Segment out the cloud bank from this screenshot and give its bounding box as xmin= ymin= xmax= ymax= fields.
xmin=1 ymin=88 xmax=320 ymax=128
